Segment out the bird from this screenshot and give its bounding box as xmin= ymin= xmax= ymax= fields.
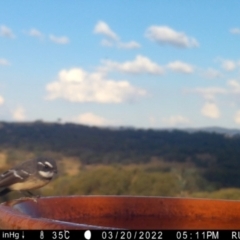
xmin=0 ymin=157 xmax=57 ymax=197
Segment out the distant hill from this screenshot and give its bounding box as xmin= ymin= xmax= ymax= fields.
xmin=1 ymin=121 xmax=240 ymax=188
xmin=183 ymin=126 xmax=240 ymax=136
xmin=112 ymin=126 xmax=240 ymax=136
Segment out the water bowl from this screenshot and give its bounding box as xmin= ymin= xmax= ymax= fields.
xmin=0 ymin=196 xmax=240 ymax=229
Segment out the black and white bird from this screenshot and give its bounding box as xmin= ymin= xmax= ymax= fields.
xmin=0 ymin=157 xmax=57 ymax=197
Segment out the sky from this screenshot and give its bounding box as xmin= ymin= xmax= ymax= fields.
xmin=1 ymin=1 xmax=240 ymax=129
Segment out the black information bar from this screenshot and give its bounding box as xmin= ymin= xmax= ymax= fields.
xmin=1 ymin=230 xmax=240 ymax=240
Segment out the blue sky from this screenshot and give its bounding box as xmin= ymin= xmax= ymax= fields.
xmin=1 ymin=1 xmax=240 ymax=129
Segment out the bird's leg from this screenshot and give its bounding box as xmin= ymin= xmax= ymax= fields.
xmin=30 ymin=191 xmax=41 ymax=198
xmin=19 ymin=190 xmax=40 ymax=202
xmin=26 ymin=190 xmax=34 ymax=196
xmin=20 ymin=190 xmax=33 ymax=197
xmin=20 ymin=190 xmax=40 ymax=197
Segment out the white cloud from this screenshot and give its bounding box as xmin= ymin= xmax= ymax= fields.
xmin=28 ymin=28 xmax=44 ymax=39
xmin=49 ymin=34 xmax=69 ymax=44
xmin=73 ymin=112 xmax=109 ymax=126
xmin=230 ymin=28 xmax=240 ymax=34
xmin=201 ymin=102 xmax=220 ymax=119
xmin=234 ymin=111 xmax=240 ymax=124
xmin=118 ymin=41 xmax=141 ymax=49
xmin=101 ymin=55 xmax=164 ymax=75
xmin=94 ymin=21 xmax=118 ymax=40
xmin=0 ymin=58 xmax=10 ymax=66
xmin=220 ymin=59 xmax=238 ymax=71
xmin=94 ymin=21 xmax=140 ymax=50
xmin=0 ymin=25 xmax=15 ymax=38
xmin=0 ymin=96 xmax=4 ymax=105
xmin=145 ymin=25 xmax=199 ymax=48
xmin=167 ymin=61 xmax=194 ymax=74
xmin=162 ymin=115 xmax=190 ymax=126
xmin=188 ymin=87 xmax=226 ymax=100
xmin=203 ymin=68 xmax=223 ymax=79
xmin=228 ymin=79 xmax=240 ymax=93
xmin=46 ymin=68 xmax=147 ymax=103
xmin=12 ymin=107 xmax=26 ymax=121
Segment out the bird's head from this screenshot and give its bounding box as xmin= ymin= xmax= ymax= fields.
xmin=36 ymin=157 xmax=57 ymax=179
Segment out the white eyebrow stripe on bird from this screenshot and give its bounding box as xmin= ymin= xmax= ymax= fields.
xmin=44 ymin=161 xmax=53 ymax=168
xmin=12 ymin=170 xmax=23 ymax=179
xmin=21 ymin=170 xmax=30 ymax=175
xmin=38 ymin=162 xmax=44 ymax=166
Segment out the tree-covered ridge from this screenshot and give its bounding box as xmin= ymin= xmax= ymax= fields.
xmin=1 ymin=121 xmax=240 ymax=188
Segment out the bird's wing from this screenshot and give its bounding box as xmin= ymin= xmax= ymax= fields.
xmin=0 ymin=169 xmax=30 ymax=188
